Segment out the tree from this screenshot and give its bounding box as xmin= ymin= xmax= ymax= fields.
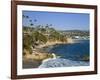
xmin=59 ymin=35 xmax=67 ymax=42
xmin=30 ymin=23 xmax=34 ymax=26
xmin=34 ymin=19 xmax=37 ymax=22
xmin=49 ymin=31 xmax=59 ymax=41
xmin=26 ymin=15 xmax=29 ymax=19
xmin=22 ymin=15 xmax=25 ymax=18
xmin=32 ymin=31 xmax=47 ymax=44
xmin=23 ymin=34 xmax=33 ymax=55
xmin=29 ymin=20 xmax=32 ymax=22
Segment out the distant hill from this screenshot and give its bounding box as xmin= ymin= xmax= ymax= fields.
xmin=59 ymin=30 xmax=89 ymax=32
xmin=59 ymin=30 xmax=89 ymax=37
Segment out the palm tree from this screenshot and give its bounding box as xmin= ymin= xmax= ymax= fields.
xmin=22 ymin=15 xmax=29 ymax=19
xmin=34 ymin=19 xmax=37 ymax=22
xmin=30 ymin=23 xmax=34 ymax=26
xmin=22 ymin=15 xmax=25 ymax=18
xmin=29 ymin=19 xmax=34 ymax=27
xmin=26 ymin=15 xmax=29 ymax=19
xmin=29 ymin=20 xmax=32 ymax=22
xmin=49 ymin=24 xmax=52 ymax=26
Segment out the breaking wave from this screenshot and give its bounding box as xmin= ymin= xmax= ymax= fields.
xmin=39 ymin=58 xmax=89 ymax=68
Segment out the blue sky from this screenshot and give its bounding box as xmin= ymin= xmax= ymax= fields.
xmin=22 ymin=11 xmax=89 ymax=30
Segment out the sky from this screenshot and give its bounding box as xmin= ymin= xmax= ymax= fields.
xmin=22 ymin=11 xmax=90 ymax=31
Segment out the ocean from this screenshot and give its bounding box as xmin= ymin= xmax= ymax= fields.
xmin=39 ymin=40 xmax=90 ymax=68
xmin=44 ymin=40 xmax=90 ymax=61
xmin=23 ymin=40 xmax=90 ymax=68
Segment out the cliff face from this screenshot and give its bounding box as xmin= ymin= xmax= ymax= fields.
xmin=67 ymin=38 xmax=74 ymax=43
xmin=24 ymin=53 xmax=48 ymax=61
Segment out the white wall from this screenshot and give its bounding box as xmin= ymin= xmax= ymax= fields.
xmin=0 ymin=0 xmax=100 ymax=80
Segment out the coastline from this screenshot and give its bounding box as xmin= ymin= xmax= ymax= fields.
xmin=36 ymin=41 xmax=67 ymax=49
xmin=23 ymin=41 xmax=65 ymax=68
xmin=36 ymin=38 xmax=74 ymax=49
xmin=37 ymin=38 xmax=89 ymax=49
xmin=24 ymin=38 xmax=89 ymax=61
xmin=23 ymin=39 xmax=89 ymax=68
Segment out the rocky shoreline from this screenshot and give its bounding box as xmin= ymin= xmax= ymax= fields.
xmin=23 ymin=40 xmax=89 ymax=68
xmin=23 ymin=42 xmax=63 ymax=68
xmin=23 ymin=52 xmax=57 ymax=68
xmin=23 ymin=41 xmax=67 ymax=60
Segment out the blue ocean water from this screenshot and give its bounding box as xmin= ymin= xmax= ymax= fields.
xmin=39 ymin=40 xmax=90 ymax=68
xmin=45 ymin=40 xmax=90 ymax=61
